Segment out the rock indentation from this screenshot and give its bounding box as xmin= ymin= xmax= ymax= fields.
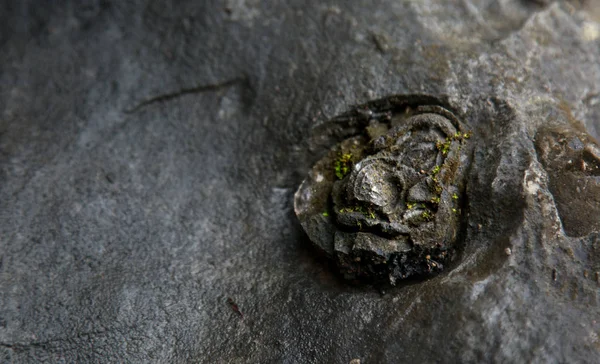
xmin=535 ymin=125 xmax=600 ymax=237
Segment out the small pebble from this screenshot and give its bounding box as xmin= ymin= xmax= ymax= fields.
xmin=504 ymin=247 xmax=512 ymax=256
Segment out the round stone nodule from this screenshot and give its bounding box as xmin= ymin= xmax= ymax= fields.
xmin=294 ymin=98 xmax=470 ymax=285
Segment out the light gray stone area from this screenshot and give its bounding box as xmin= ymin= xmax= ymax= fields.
xmin=1 ymin=1 xmax=600 ymax=362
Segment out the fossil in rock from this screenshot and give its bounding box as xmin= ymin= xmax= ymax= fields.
xmin=294 ymin=97 xmax=471 ymax=284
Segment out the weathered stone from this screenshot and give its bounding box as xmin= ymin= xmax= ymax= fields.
xmin=2 ymin=1 xmax=600 ymax=363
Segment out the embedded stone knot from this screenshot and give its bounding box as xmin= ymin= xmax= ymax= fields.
xmin=294 ymin=97 xmax=471 ymax=285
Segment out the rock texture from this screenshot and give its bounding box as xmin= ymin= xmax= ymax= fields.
xmin=1 ymin=1 xmax=600 ymax=363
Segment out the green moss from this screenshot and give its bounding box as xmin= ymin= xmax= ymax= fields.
xmin=339 ymin=206 xmax=356 ymax=213
xmin=436 ymin=139 xmax=452 ymax=155
xmin=430 ymin=196 xmax=440 ymax=204
xmin=339 ymin=205 xmax=376 ymax=219
xmin=406 ymin=202 xmax=416 ymax=210
xmin=322 ymin=211 xmax=329 ymax=217
xmin=453 ymin=131 xmax=472 ymax=140
xmin=452 ymin=193 xmax=458 ymax=200
xmin=421 ymin=210 xmax=433 ymax=221
xmin=436 ymin=131 xmax=472 ymax=156
xmin=334 ymin=153 xmax=353 ymax=179
xmin=431 ymin=165 xmax=441 ymax=175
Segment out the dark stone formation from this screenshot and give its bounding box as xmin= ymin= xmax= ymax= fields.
xmin=295 ymin=100 xmax=470 ymax=284
xmin=2 ymin=1 xmax=600 ymax=363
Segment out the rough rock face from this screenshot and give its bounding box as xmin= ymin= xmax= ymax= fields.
xmin=1 ymin=1 xmax=600 ymax=363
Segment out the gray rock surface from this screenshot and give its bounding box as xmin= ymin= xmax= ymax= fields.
xmin=1 ymin=0 xmax=600 ymax=362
